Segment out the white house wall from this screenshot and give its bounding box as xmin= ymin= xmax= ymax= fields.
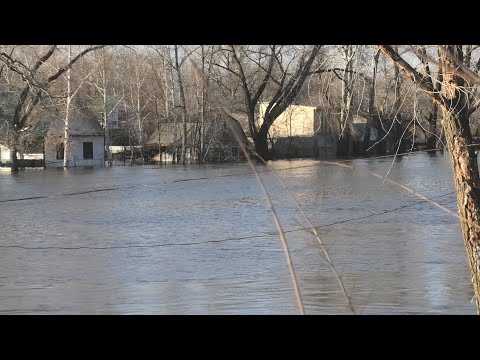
xmin=258 ymin=103 xmax=317 ymax=138
xmin=45 ymin=136 xmax=104 ymax=168
xmin=0 ymin=145 xmax=10 ymax=163
xmin=0 ymin=145 xmax=42 ymax=163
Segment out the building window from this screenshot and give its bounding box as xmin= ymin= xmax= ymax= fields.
xmin=56 ymin=143 xmax=64 ymax=160
xmin=118 ymin=109 xmax=127 ymax=123
xmin=83 ymin=142 xmax=93 ymax=159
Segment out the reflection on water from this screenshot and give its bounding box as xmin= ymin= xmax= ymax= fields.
xmin=0 ymin=153 xmax=475 ymax=314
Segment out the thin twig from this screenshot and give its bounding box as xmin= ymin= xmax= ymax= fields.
xmin=250 ymin=148 xmax=356 ymax=314
xmin=223 ymin=111 xmax=305 ymax=315
xmin=323 ymin=160 xmax=480 ymax=233
xmin=180 ymin=44 xmax=306 ymax=314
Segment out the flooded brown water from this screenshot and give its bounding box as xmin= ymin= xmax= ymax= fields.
xmin=0 ymin=152 xmax=476 ymax=314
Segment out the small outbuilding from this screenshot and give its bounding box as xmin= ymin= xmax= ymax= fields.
xmin=44 ymin=115 xmax=105 ymax=168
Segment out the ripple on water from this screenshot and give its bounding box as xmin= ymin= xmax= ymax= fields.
xmin=0 ymin=154 xmax=476 ymax=314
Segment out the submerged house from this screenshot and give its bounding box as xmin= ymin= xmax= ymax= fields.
xmin=258 ymin=102 xmax=338 ymax=158
xmin=147 ymin=112 xmax=250 ymax=163
xmin=258 ymin=102 xmax=379 ymax=158
xmin=44 ymin=115 xmax=105 ymax=168
xmin=351 ymin=115 xmax=379 ymax=153
xmin=336 ymin=115 xmax=380 ymax=156
xmin=203 ymin=112 xmax=250 ymax=162
xmin=147 ymin=122 xmax=196 ymax=163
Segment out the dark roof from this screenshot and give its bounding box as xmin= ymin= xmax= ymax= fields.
xmin=148 ymin=123 xmax=196 ymax=146
xmin=224 ymin=113 xmax=248 ymax=144
xmin=147 ymin=115 xmax=249 ymax=148
xmin=47 ymin=114 xmax=104 ymax=137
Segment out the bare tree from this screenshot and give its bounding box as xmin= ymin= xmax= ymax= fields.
xmin=147 ymin=53 xmax=173 ymax=164
xmin=174 ymin=45 xmax=189 ymax=164
xmin=190 ymin=45 xmax=217 ymax=162
xmin=60 ymin=46 xmax=97 ymax=167
xmin=150 ymin=45 xmax=198 ymax=164
xmin=380 ymin=45 xmax=480 ymax=312
xmin=415 ymin=46 xmax=443 ymax=150
xmin=362 ymin=47 xmax=380 ymax=154
xmin=63 ymin=45 xmax=72 ymax=168
xmin=337 ymin=45 xmax=359 ymax=139
xmin=214 ymin=45 xmax=322 ymax=160
xmin=390 ymin=46 xmax=407 ymax=154
xmin=85 ymin=47 xmax=125 ymax=166
xmin=199 ymin=45 xmax=207 ymax=161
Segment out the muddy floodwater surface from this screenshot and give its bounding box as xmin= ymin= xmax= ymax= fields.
xmin=0 ymin=153 xmax=476 ymax=314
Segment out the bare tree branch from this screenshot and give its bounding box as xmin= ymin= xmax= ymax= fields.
xmin=407 ymin=45 xmax=480 ymax=86
xmin=32 ymin=45 xmax=56 ymax=73
xmin=211 ymin=62 xmax=242 ymax=79
xmin=46 ymin=45 xmax=105 ymax=84
xmin=265 ymin=45 xmax=321 ymax=123
xmin=252 ymin=45 xmax=276 ymax=105
xmin=379 ymin=45 xmax=444 ymax=109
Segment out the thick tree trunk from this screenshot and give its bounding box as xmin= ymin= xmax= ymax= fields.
xmin=393 ymin=114 xmax=407 ymax=154
xmin=373 ymin=118 xmax=387 ymax=155
xmin=136 ymin=88 xmax=144 ymax=163
xmin=102 ymin=49 xmax=113 ymax=168
xmin=64 ymin=45 xmax=71 ymax=168
xmin=162 ymin=57 xmax=170 ymax=165
xmin=363 ymin=49 xmax=380 ymax=155
xmin=391 ymin=54 xmax=407 ymax=154
xmin=63 ymin=102 xmax=70 ymax=168
xmin=128 ymin=130 xmax=135 ymax=166
xmin=102 ymin=58 xmax=112 ymax=167
xmin=200 ymin=45 xmax=206 ymax=163
xmin=378 ymin=44 xmax=480 ymax=311
xmin=157 ymin=118 xmax=162 ymax=165
xmin=421 ymin=46 xmax=442 ymax=151
xmin=174 ymin=45 xmax=188 ymax=165
xmin=440 ymin=45 xmax=480 ymax=313
xmin=340 ymin=46 xmax=355 ymax=141
xmin=363 ymin=120 xmax=372 ymax=155
xmin=443 ymin=109 xmax=480 ymax=312
xmin=253 ymin=130 xmax=272 ymax=160
xmin=426 ymin=104 xmax=438 ymax=150
xmin=9 ymin=130 xmax=19 ymax=173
